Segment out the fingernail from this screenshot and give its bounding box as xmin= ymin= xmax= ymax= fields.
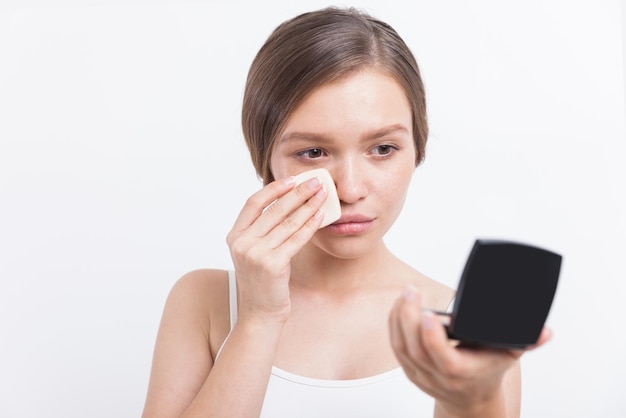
xmin=402 ymin=284 xmax=418 ymax=301
xmin=307 ymin=177 xmax=321 ymax=189
xmin=314 ymin=187 xmax=327 ymax=199
xmin=283 ymin=176 xmax=295 ymax=186
xmin=422 ymin=309 xmax=434 ymax=330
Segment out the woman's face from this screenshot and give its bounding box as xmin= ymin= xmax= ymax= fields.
xmin=270 ymin=69 xmax=417 ymax=259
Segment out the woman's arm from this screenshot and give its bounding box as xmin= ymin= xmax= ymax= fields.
xmin=142 ymin=176 xmax=327 ymax=417
xmin=141 ymin=271 xmax=216 ymax=417
xmin=141 ymin=270 xmax=285 ymax=418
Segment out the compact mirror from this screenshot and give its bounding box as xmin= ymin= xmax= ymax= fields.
xmin=445 ymin=239 xmax=562 ymax=349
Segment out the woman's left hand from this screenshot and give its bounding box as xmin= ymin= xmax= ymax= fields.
xmin=389 ymin=285 xmax=551 ymax=418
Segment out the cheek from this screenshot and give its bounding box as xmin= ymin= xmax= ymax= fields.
xmin=380 ymin=163 xmax=415 ymax=205
xmin=269 ymin=151 xmax=289 ymax=181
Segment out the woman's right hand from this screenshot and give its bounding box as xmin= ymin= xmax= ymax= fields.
xmin=226 ymin=175 xmax=327 ymax=324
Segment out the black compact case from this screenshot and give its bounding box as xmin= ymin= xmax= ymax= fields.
xmin=446 ymin=239 xmax=562 ymax=349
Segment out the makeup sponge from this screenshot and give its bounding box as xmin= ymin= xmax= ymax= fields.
xmin=293 ymin=168 xmax=341 ymax=228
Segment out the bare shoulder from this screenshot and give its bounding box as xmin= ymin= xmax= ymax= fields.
xmin=162 ymin=268 xmax=231 ymax=357
xmin=168 ymin=268 xmax=228 ymax=307
xmin=142 ymin=269 xmax=231 ymax=416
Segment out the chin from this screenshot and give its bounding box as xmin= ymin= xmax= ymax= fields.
xmin=309 ymin=233 xmax=385 ymax=260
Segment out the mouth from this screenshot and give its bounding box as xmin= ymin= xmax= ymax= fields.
xmin=327 ymin=214 xmax=375 ymax=235
xmin=333 ymin=213 xmax=374 ymax=224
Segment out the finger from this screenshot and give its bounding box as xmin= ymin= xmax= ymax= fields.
xmin=421 ymin=310 xmax=522 ymax=380
xmin=275 ymin=207 xmax=325 ymax=259
xmin=389 ymin=291 xmax=408 ymax=359
xmin=419 ymin=309 xmax=464 ymax=376
xmin=389 ymin=294 xmax=419 ymax=376
xmin=390 ymin=287 xmax=435 ymax=370
xmin=250 ymin=177 xmax=323 ymax=238
xmin=264 ymin=186 xmax=328 ymax=250
xmin=230 ymin=177 xmax=296 ymax=234
xmin=395 ymin=286 xmax=428 ymax=364
xmin=389 ymin=291 xmax=440 ymax=395
xmin=526 ymin=326 xmax=552 ymax=351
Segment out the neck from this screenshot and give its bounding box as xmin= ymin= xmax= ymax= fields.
xmin=289 ymin=240 xmax=398 ymax=294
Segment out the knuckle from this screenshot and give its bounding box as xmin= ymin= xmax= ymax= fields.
xmin=398 ymin=306 xmax=420 ymax=332
xmin=389 ymin=329 xmax=404 ymax=354
xmin=244 ymin=193 xmax=267 ymax=211
xmin=390 ymin=337 xmax=402 ymax=352
xmin=264 ymin=201 xmax=283 ymax=219
xmin=401 ymin=367 xmax=419 ymax=385
xmin=225 ymin=230 xmax=238 ymax=246
xmin=244 ymin=246 xmax=263 ymax=264
xmin=243 ymin=194 xmax=258 ymax=209
xmin=304 ymin=214 xmax=320 ymax=229
xmin=444 ymin=378 xmax=468 ymax=396
xmin=266 ymin=256 xmax=288 ymax=274
xmin=280 ymin=216 xmax=297 ymax=231
xmin=407 ymin=344 xmax=423 ymax=362
xmin=294 ymin=182 xmax=316 ymax=199
xmin=288 ymin=230 xmax=306 ymax=247
xmin=440 ymin=359 xmax=463 ymax=377
xmin=229 ymin=239 xmax=250 ymax=260
xmin=304 ymin=196 xmax=323 ymax=212
xmin=244 ymin=180 xmax=289 ymax=211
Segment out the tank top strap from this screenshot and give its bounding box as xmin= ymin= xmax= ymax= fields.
xmin=227 ymin=269 xmax=238 ymax=331
xmin=215 ymin=270 xmax=238 ymax=361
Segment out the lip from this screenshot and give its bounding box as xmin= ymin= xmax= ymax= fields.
xmin=327 ymin=214 xmax=375 ymax=235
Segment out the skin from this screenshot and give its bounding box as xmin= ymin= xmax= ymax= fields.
xmin=141 ymin=69 xmax=549 ymax=418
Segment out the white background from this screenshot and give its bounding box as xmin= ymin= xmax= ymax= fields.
xmin=1 ymin=0 xmax=625 ymax=417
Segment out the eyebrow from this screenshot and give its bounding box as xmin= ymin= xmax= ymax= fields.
xmin=278 ymin=124 xmax=410 ymax=144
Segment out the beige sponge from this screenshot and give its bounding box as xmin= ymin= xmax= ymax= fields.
xmin=293 ymin=168 xmax=341 ymax=228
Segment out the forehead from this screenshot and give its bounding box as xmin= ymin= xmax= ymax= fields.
xmin=280 ymin=70 xmax=412 ymax=140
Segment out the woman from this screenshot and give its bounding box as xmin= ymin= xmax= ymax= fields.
xmin=142 ymin=7 xmax=550 ymax=417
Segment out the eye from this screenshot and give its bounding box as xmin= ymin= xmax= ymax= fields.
xmin=371 ymin=144 xmax=398 ymax=156
xmin=296 ymin=148 xmax=326 ymax=160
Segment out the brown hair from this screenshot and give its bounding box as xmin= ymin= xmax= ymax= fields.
xmin=242 ymin=7 xmax=427 ymax=184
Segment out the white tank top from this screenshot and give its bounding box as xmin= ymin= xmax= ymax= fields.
xmin=224 ymin=270 xmax=435 ymax=417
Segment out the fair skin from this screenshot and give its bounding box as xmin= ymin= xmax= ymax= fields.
xmin=142 ymin=69 xmax=549 ymax=418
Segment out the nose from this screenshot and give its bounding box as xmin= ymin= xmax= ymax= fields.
xmin=330 ymin=159 xmax=368 ymax=205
